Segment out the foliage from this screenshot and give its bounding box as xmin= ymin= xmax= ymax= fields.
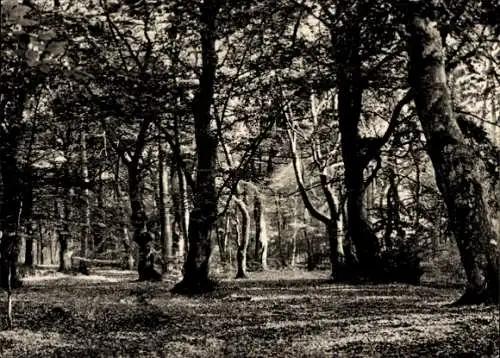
xmin=378 ymin=241 xmax=425 ymax=285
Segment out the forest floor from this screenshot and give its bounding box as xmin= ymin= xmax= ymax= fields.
xmin=0 ymin=270 xmax=498 ymax=358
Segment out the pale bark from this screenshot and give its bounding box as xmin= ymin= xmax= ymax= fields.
xmin=286 ymin=127 xmax=343 ymax=279
xmin=253 ymin=195 xmax=268 ymax=270
xmin=234 ymin=196 xmax=250 ymax=279
xmin=158 ymin=144 xmax=173 ymax=272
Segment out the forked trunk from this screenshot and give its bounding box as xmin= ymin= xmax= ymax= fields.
xmin=407 ymin=3 xmax=499 ymax=304
xmin=334 ymin=15 xmax=381 ymax=276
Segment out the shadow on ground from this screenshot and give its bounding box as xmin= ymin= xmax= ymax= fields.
xmin=0 ymin=270 xmax=497 ymax=357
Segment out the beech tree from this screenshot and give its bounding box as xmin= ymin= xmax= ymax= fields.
xmin=405 ymin=0 xmax=499 ymax=304
xmin=172 ymin=0 xmax=220 ymax=293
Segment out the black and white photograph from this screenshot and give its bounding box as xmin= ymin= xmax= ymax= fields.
xmin=0 ymin=0 xmax=498 ymax=356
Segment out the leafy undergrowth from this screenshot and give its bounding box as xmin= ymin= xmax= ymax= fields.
xmin=0 ymin=270 xmax=498 ymax=357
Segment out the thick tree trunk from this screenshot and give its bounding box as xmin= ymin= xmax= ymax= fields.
xmin=121 ymin=227 xmax=135 ymax=270
xmin=172 ymin=0 xmax=220 ymax=294
xmin=407 ymin=5 xmax=499 ymax=304
xmin=327 ymin=220 xmax=343 ymax=281
xmin=334 ymin=18 xmax=381 ymax=276
xmin=234 ymin=197 xmax=250 ymax=279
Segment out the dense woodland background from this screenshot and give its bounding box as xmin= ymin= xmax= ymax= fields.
xmin=0 ymin=0 xmax=499 ymax=309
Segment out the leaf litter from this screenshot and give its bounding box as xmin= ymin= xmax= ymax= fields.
xmin=0 ymin=270 xmax=497 ymax=357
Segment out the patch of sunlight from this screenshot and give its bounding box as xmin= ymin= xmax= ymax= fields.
xmin=72 ymin=275 xmax=122 ymax=283
xmin=263 ymin=318 xmax=340 ymax=330
xmin=351 ymin=295 xmax=420 ymax=301
xmin=338 ymin=323 xmax=455 ymax=345
xmin=241 ymin=293 xmax=317 ymax=301
xmin=107 ymin=331 xmax=148 ymax=340
xmin=93 ymin=269 xmax=136 ymax=275
xmin=162 ymin=337 xmax=225 ymax=357
xmin=168 ymin=297 xmax=213 ymax=307
xmin=293 ymin=321 xmax=456 ymax=354
xmin=23 ymin=273 xmax=67 ymax=282
xmin=0 ymin=330 xmax=72 ymax=348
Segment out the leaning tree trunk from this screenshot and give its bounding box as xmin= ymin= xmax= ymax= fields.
xmin=406 ymin=3 xmax=499 ymax=304
xmin=172 ymin=0 xmax=220 ymax=294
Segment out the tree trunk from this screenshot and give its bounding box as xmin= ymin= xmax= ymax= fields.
xmin=172 ymin=0 xmax=220 ymax=294
xmin=216 ymin=215 xmax=229 ymax=267
xmin=80 ymin=129 xmax=90 ymax=258
xmin=234 ymin=196 xmax=250 ymax=279
xmin=24 ymin=223 xmax=34 ymax=267
xmin=122 ymin=227 xmax=135 ymax=270
xmin=407 ymin=4 xmax=499 ymax=304
xmin=326 ymin=220 xmax=341 ymax=280
xmin=334 ymin=18 xmax=381 ymax=276
xmin=57 ymin=184 xmax=74 ymax=273
xmin=128 ymin=165 xmax=161 ymax=281
xmin=22 ymin=173 xmax=34 ymax=267
xmin=176 ymin=165 xmax=189 ymax=259
xmin=158 ymin=144 xmax=173 ymax=273
xmin=0 ymin=150 xmax=23 ymax=290
xmin=253 ymin=195 xmax=268 ymax=270
xmin=275 ymin=194 xmax=285 ymax=267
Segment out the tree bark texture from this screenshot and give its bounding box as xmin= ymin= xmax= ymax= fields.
xmin=407 ymin=3 xmax=499 ymax=304
xmin=173 ymin=0 xmax=220 ymax=293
